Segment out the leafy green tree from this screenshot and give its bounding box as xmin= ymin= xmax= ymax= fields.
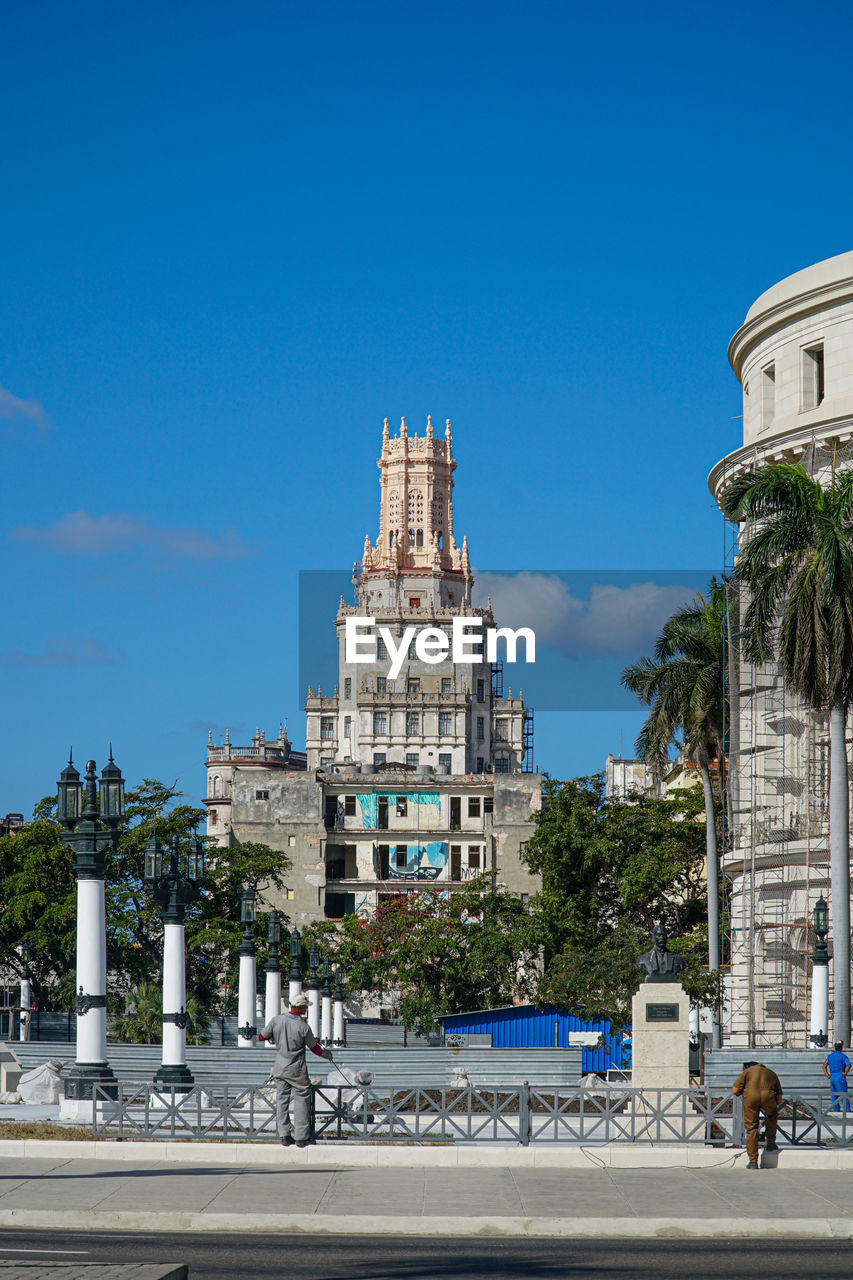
xmin=111 ymin=983 xmax=210 ymax=1045
xmin=721 ymin=462 xmax=853 ymax=1042
xmin=621 ymin=577 xmax=727 ymax=1045
xmin=524 ymin=775 xmax=719 ymax=1030
xmin=315 ymin=877 xmax=539 ymax=1032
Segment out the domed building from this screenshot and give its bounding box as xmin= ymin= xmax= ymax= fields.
xmin=709 ymin=251 xmax=853 ymax=1046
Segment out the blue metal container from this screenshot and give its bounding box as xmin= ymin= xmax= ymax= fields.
xmin=438 ymin=1005 xmax=624 ymax=1073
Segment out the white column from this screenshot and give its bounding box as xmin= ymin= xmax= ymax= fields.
xmin=18 ymin=975 xmax=31 ymax=1042
xmin=265 ymin=969 xmax=281 ymax=1042
xmin=237 ymin=952 xmax=257 ymax=1047
xmin=77 ymin=879 xmax=107 ymax=1065
xmin=810 ymin=961 xmax=830 ymax=1045
xmin=161 ymin=922 xmax=186 ymax=1069
xmin=689 ymin=1005 xmax=700 ymax=1042
xmin=255 ymin=991 xmax=265 ymax=1029
xmin=321 ymin=991 xmax=332 ymax=1045
xmin=307 ymin=983 xmax=320 ymax=1037
xmin=288 ymin=976 xmax=303 ymax=1006
xmin=333 ymin=995 xmax=345 ymax=1046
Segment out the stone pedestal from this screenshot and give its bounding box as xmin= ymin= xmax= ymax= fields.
xmin=631 ymin=982 xmax=690 ymax=1089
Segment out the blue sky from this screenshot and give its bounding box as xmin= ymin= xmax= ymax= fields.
xmin=4 ymin=0 xmax=853 ymax=815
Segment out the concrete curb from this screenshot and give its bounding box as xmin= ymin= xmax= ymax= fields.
xmin=0 ymin=1208 xmax=850 ymax=1238
xmin=0 ymin=1138 xmax=850 ymax=1169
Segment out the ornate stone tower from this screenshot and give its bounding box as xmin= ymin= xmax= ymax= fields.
xmin=358 ymin=415 xmax=472 ymax=612
xmin=305 ymin=416 xmax=529 ymax=776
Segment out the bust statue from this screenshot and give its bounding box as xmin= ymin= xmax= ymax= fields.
xmin=636 ymin=922 xmax=686 ymax=984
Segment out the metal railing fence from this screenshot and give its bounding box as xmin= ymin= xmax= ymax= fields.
xmin=90 ymin=1081 xmax=853 ymax=1147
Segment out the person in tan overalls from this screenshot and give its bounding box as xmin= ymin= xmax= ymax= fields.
xmin=731 ymin=1061 xmax=783 ymax=1169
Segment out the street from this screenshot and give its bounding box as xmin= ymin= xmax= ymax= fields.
xmin=0 ymin=1231 xmax=849 ymax=1279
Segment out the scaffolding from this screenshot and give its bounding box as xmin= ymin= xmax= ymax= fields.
xmin=719 ymin=435 xmax=853 ymax=1045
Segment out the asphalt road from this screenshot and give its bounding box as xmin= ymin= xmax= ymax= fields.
xmin=0 ymin=1231 xmax=848 ymax=1279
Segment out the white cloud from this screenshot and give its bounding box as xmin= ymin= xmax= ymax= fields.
xmin=0 ymin=383 xmax=50 ymax=431
xmin=2 ymin=635 xmax=117 ymax=666
xmin=475 ymin=571 xmax=698 ymax=659
xmin=12 ymin=510 xmax=253 ymax=561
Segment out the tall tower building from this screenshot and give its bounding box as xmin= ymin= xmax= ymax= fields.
xmin=204 ymin=418 xmax=541 ymax=936
xmin=710 ymin=250 xmax=853 ymax=1046
xmin=306 ymin=417 xmax=526 ymax=776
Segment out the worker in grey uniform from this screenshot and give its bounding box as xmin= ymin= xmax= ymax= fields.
xmin=261 ymin=993 xmax=333 ymax=1146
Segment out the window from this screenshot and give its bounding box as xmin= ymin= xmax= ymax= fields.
xmin=377 ymin=845 xmax=390 ymax=878
xmin=213 ymin=775 xmax=222 ymax=798
xmin=451 ymin=845 xmax=462 ymax=878
xmin=439 ymin=753 xmax=452 ymax=772
xmin=484 ymin=795 xmax=494 ymax=815
xmin=344 ymin=795 xmax=356 ymax=816
xmin=438 ymin=711 xmax=452 ymax=735
xmin=761 ymin=363 xmax=775 ymax=428
xmin=468 ymin=797 xmax=481 ymax=817
xmin=409 ymin=597 xmax=421 ymax=608
xmin=320 ymin=717 xmax=335 ymax=740
xmin=209 ymin=810 xmax=218 ymax=826
xmin=373 ymin=752 xmax=386 ymax=766
xmin=468 ymin=847 xmax=481 ymax=870
xmin=396 ymin=796 xmax=408 ymax=816
xmin=373 ymin=711 xmax=387 ymax=734
xmin=255 ymin=789 xmax=269 ymax=800
xmin=320 ymin=756 xmax=334 ymax=770
xmin=407 ymin=677 xmax=420 ymax=695
xmin=477 ymin=678 xmax=485 ymax=701
xmin=288 ymin=835 xmax=296 ymax=847
xmin=406 ymin=752 xmax=418 ymax=768
xmin=450 ymin=796 xmax=461 ymax=829
xmin=494 ymin=721 xmax=507 ymax=741
xmin=377 ymin=637 xmax=388 ymax=660
xmin=519 ymin=840 xmax=528 ymax=862
xmin=344 ymin=715 xmax=352 ymax=738
xmin=344 ymin=677 xmax=352 ymax=699
xmin=406 ymin=711 xmax=420 ymax=735
xmin=803 ymin=344 xmax=825 ymax=409
xmin=395 ymin=844 xmax=408 ymax=869
xmin=495 ymin=756 xmax=510 ymax=773
xmin=476 ymin=716 xmax=484 ymax=740
xmin=441 ymin=677 xmax=452 ymax=694
xmin=377 ymin=676 xmax=387 ymax=693
xmin=476 ymin=757 xmax=484 ymax=773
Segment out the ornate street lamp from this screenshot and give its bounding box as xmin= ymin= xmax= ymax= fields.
xmin=56 ymin=752 xmax=123 ymax=1104
xmin=288 ymin=926 xmax=303 ymax=1005
xmin=263 ymin=909 xmax=282 ymax=1035
xmin=321 ymin=956 xmax=333 ymax=1046
xmin=307 ymin=941 xmax=321 ymax=1037
xmin=810 ymin=896 xmax=830 ymax=1048
xmin=18 ymin=944 xmax=32 ymax=1043
xmin=143 ymin=831 xmax=205 ymax=1089
xmin=333 ymin=966 xmax=346 ymax=1047
xmin=237 ymin=888 xmax=257 ymax=1047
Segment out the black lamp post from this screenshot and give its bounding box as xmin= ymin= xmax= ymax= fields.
xmin=143 ymin=831 xmax=205 ymax=1088
xmin=810 ymin=896 xmax=830 ymax=1048
xmin=308 ymin=941 xmax=321 ymax=1035
xmin=237 ymin=888 xmax=258 ymax=1045
xmin=264 ymin=909 xmax=282 ymax=1023
xmin=57 ymin=752 xmax=123 ymax=1102
xmin=288 ymin=926 xmax=302 ymax=1005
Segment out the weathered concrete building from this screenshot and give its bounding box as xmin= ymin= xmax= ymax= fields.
xmin=204 ymin=417 xmax=542 ymax=929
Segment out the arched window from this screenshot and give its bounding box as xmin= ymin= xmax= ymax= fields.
xmin=416 ymin=529 xmax=423 ymax=548
xmin=213 ymin=775 xmax=222 ymax=798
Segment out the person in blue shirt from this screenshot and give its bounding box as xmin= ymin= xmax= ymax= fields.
xmin=823 ymin=1041 xmax=852 ymax=1113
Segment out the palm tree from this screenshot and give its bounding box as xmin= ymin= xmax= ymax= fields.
xmin=721 ymin=461 xmax=853 ymax=1044
xmin=622 ymin=578 xmax=727 ymax=1047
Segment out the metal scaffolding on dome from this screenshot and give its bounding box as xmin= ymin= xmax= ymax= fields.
xmin=719 ymin=434 xmax=853 ymax=1046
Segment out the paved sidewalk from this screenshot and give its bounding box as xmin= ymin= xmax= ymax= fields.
xmin=0 ymin=1151 xmax=851 ymax=1238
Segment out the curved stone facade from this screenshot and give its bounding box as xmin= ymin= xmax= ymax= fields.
xmin=710 ymin=251 xmax=853 ymax=1046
